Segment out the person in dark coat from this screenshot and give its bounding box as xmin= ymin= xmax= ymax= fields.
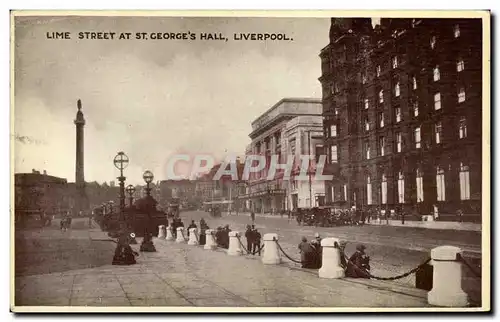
xmin=199 ymin=219 xmax=209 ymax=245
xmin=244 ymin=225 xmax=253 ymax=254
xmin=252 ymin=228 xmax=262 ymax=256
xmin=310 ymin=239 xmax=322 ymax=269
xmin=298 ymin=237 xmax=313 ymax=268
xmin=346 ymin=244 xmax=371 ymax=278
xmin=222 ymin=224 xmax=231 ymax=249
xmin=187 ymin=220 xmax=197 ymax=237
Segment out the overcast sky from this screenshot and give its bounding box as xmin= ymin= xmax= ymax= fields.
xmin=14 ymin=15 xmax=335 ymax=185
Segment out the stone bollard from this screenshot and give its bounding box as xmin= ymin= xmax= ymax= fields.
xmin=261 ymin=233 xmax=281 ymax=265
xmin=188 ymin=228 xmax=199 ymax=245
xmin=318 ymin=238 xmax=345 ymax=279
xmin=227 ymin=231 xmax=242 ymax=256
xmin=204 ymin=229 xmax=217 ymax=250
xmin=176 ymin=227 xmax=186 ymax=243
xmin=165 ymin=225 xmax=174 ymax=241
xmin=427 ymin=246 xmax=468 ymax=307
xmin=157 ymin=225 xmax=166 ymax=239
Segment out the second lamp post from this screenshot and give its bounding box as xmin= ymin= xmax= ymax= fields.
xmin=140 ymin=170 xmax=156 ymax=252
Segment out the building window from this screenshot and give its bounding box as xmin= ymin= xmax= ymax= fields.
xmin=379 ymin=112 xmax=384 ymax=128
xmin=435 ymin=121 xmax=442 ymax=144
xmin=381 ymin=173 xmax=388 ymax=204
xmin=379 ymin=136 xmax=385 ymax=156
xmin=362 ymin=72 xmax=367 ymax=84
xmin=366 ymin=175 xmax=372 ymax=205
xmin=365 ymin=141 xmax=371 ymax=160
xmin=378 ymin=90 xmax=384 ymax=103
xmin=395 ymin=107 xmax=401 ymax=123
xmin=414 ymin=126 xmax=421 ymax=149
xmin=364 ymin=98 xmax=369 ymax=109
xmin=394 ymin=82 xmax=400 ymax=97
xmin=454 ymin=24 xmax=461 ymax=38
xmin=364 ymin=117 xmax=370 ymax=131
xmin=392 ymin=56 xmax=399 ymax=69
xmin=416 ymin=168 xmax=424 ymax=202
xmin=430 ymin=36 xmax=436 ymax=49
xmin=397 ymin=171 xmax=405 ymax=203
xmin=334 ymin=107 xmax=339 ymax=116
xmin=459 ymin=117 xmax=468 ymax=139
xmin=413 ymin=101 xmax=419 ymax=116
xmin=457 ymin=59 xmax=465 ymax=72
xmin=396 ymin=132 xmax=402 ymax=152
xmin=434 ymin=92 xmax=441 ymax=110
xmin=376 ymin=65 xmax=381 ymax=77
xmin=343 ymin=184 xmax=347 ymax=201
xmin=330 ymin=145 xmax=338 ymax=163
xmin=436 ymin=166 xmax=446 ymax=201
xmin=459 ymin=163 xmax=470 ymax=200
xmin=412 ymin=76 xmax=417 ymax=90
xmin=433 ymin=66 xmax=440 ymax=82
xmin=330 ymin=124 xmax=337 ymax=137
xmin=458 ymin=87 xmax=466 ymax=103
xmin=331 ymin=82 xmax=339 ymax=94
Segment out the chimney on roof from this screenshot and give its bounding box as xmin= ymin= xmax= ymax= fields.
xmin=43 ymin=170 xmax=47 ymax=175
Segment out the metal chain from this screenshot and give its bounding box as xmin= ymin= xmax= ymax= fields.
xmin=342 ymin=251 xmax=431 ymax=281
xmin=274 ymin=239 xmax=304 ymax=264
xmin=237 ymin=236 xmax=264 ymax=255
xmin=457 ymin=254 xmax=482 ymax=278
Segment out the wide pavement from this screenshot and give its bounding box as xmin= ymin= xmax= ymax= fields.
xmin=14 ymin=218 xmax=433 ymax=310
xmin=179 ymin=210 xmax=483 ymax=305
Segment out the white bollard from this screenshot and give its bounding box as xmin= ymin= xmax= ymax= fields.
xmin=165 ymin=225 xmax=174 ymax=241
xmin=188 ymin=228 xmax=199 ymax=245
xmin=428 ymin=246 xmax=468 ymax=307
xmin=204 ymin=229 xmax=217 ymax=250
xmin=261 ymin=233 xmax=281 ymax=265
xmin=227 ymin=231 xmax=242 ymax=256
xmin=157 ymin=225 xmax=166 ymax=239
xmin=176 ymin=227 xmax=186 ymax=243
xmin=318 ymin=238 xmax=345 ymax=279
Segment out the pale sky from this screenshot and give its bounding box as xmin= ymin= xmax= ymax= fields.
xmin=14 ymin=16 xmax=333 ymax=185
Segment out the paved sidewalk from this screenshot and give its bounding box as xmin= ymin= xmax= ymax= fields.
xmin=14 ymin=233 xmax=432 ymax=310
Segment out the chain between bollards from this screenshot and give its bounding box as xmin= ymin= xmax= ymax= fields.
xmin=457 ymin=253 xmax=482 ymax=278
xmin=273 ymin=238 xmax=304 ymax=264
xmin=236 ymin=235 xmax=264 ymax=255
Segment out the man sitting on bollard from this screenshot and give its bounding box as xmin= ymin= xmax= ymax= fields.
xmin=244 ymin=225 xmax=253 ymax=254
xmin=345 ymin=244 xmax=371 ymax=278
xmin=298 ymin=237 xmax=314 ymax=269
xmin=187 ymin=220 xmax=197 ymax=237
xmin=252 ymin=227 xmax=262 ymax=256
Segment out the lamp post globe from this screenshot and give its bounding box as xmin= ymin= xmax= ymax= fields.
xmin=113 ymin=151 xmax=129 ymax=171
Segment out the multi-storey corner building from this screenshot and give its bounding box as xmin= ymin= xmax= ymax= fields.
xmin=238 ymin=98 xmax=325 ymax=213
xmin=319 ymin=18 xmax=482 ymax=219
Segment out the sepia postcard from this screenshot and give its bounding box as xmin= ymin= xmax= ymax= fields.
xmin=10 ymin=10 xmax=490 ymax=313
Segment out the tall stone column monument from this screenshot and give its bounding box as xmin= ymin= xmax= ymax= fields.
xmin=74 ymin=99 xmax=88 ymax=215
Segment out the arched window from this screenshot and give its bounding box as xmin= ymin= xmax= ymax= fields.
xmin=381 ymin=173 xmax=387 ymax=204
xmin=366 ymin=175 xmax=372 ymax=205
xmin=397 ymin=171 xmax=405 ymax=203
xmin=436 ymin=166 xmax=446 ymax=201
xmin=416 ymin=168 xmax=424 ymax=202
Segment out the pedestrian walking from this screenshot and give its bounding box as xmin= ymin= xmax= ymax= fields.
xmin=250 ymin=211 xmax=255 ymax=224
xmin=298 ymin=237 xmax=313 ymax=269
xmin=457 ymin=209 xmax=464 ymax=223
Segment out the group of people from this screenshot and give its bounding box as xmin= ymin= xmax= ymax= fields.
xmin=60 ymin=212 xmax=72 ymax=231
xmin=298 ymin=233 xmax=323 ymax=269
xmin=244 ymin=225 xmax=262 ymax=255
xmin=297 ymin=234 xmax=371 ymax=278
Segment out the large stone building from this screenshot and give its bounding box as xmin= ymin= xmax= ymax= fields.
xmin=319 ymin=18 xmax=482 ymax=219
xmin=238 ymin=98 xmax=325 ymax=213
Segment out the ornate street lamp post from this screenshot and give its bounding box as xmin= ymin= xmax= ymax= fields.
xmin=112 ymin=151 xmax=136 ymax=265
xmin=126 ymin=184 xmax=136 ymax=208
xmin=125 ymin=184 xmax=138 ymax=245
xmin=140 ymin=170 xmax=156 ymax=252
xmin=113 ymin=152 xmax=129 ymax=224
